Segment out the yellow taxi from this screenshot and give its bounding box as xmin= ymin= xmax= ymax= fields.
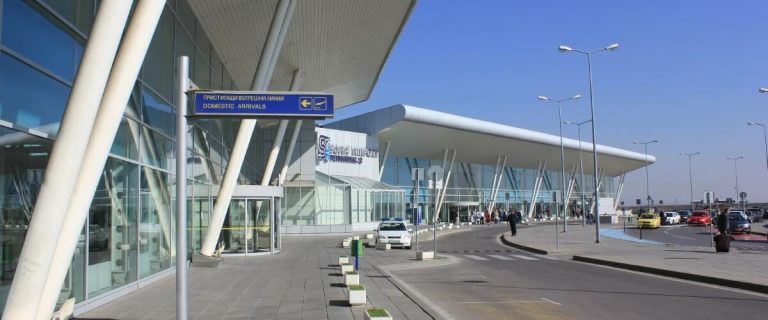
xmin=637 ymin=212 xmax=661 ymax=229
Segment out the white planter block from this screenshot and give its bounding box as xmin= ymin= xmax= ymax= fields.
xmin=338 ymin=256 xmax=349 ymax=265
xmin=448 ymin=225 xmax=453 ymax=230
xmin=365 ymin=309 xmax=393 ymax=320
xmin=342 ymin=240 xmax=351 ymax=248
xmin=340 ymin=264 xmax=354 ymax=273
xmin=353 ymin=235 xmax=360 ymax=240
xmin=348 ymin=288 xmax=366 ymax=306
xmin=375 ymin=243 xmax=391 ymax=250
xmin=456 ymin=225 xmax=460 ymax=229
xmin=438 ymin=227 xmax=444 ymax=230
xmin=344 ymin=272 xmax=360 ymax=286
xmin=417 ymin=251 xmax=434 ymax=260
xmin=365 ymin=233 xmax=374 ymax=239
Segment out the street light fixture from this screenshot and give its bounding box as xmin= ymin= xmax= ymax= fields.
xmin=564 ymin=119 xmax=592 ymax=227
xmin=759 ymin=88 xmax=768 ymax=93
xmin=559 ymin=42 xmax=619 ymax=243
xmin=633 ymin=140 xmax=659 ymax=212
xmin=680 ymin=152 xmax=700 ymax=213
xmin=726 ymin=155 xmax=744 ymax=210
xmin=539 ymin=94 xmax=581 ymax=233
xmin=746 ymin=122 xmax=768 ymax=171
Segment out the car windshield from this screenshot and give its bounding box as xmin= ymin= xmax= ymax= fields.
xmin=379 ymin=222 xmax=406 ymax=231
xmin=728 ymin=214 xmax=746 ymax=222
xmin=692 ymin=212 xmax=707 ymax=217
xmin=664 ymin=213 xmax=674 ymax=217
xmin=640 ymin=213 xmax=655 ymax=219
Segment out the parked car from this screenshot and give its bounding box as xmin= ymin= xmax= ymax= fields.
xmin=745 ymin=208 xmax=763 ymax=223
xmin=677 ymin=210 xmax=691 ymax=223
xmin=688 ymin=210 xmax=712 ymax=226
xmin=728 ymin=213 xmax=751 ymax=234
xmin=375 ymin=218 xmax=411 ymax=249
xmin=637 ymin=213 xmax=661 ymax=229
xmin=663 ymin=212 xmax=680 ymax=224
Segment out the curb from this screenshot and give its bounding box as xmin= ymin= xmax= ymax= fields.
xmin=572 ymin=255 xmax=768 ymax=295
xmin=498 ymin=234 xmax=549 ymax=255
xmin=372 ymin=264 xmax=443 ymax=320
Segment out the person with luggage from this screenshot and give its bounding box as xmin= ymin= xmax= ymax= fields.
xmin=715 ymin=207 xmax=731 ymax=252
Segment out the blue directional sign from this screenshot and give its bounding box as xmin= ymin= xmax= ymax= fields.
xmin=193 ymin=91 xmax=334 ymax=118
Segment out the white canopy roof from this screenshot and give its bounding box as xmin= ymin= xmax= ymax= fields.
xmin=187 ymin=0 xmax=416 ymax=108
xmin=327 ymin=104 xmax=655 ymax=177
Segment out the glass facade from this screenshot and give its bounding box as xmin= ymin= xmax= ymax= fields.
xmin=381 ymin=156 xmax=616 ymax=223
xmin=0 ymin=0 xmax=250 ymax=312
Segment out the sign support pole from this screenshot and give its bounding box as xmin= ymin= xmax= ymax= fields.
xmin=433 ymin=171 xmax=437 ymax=254
xmin=413 ymin=175 xmax=419 ymax=253
xmin=176 ymin=55 xmax=189 ymax=320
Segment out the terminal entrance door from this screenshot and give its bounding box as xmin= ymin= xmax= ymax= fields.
xmin=220 ymin=197 xmax=280 ymax=255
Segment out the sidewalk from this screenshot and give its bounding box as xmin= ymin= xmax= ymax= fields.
xmin=79 ymin=225 xmax=469 ymax=320
xmin=500 ymin=223 xmax=768 ymax=294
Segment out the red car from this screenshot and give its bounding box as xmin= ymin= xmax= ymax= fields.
xmin=687 ymin=210 xmax=711 ymax=225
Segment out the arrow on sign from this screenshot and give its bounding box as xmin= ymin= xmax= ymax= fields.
xmin=300 ymin=99 xmax=312 ymax=108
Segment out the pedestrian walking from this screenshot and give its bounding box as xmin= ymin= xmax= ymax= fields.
xmin=508 ymin=209 xmax=519 ymax=236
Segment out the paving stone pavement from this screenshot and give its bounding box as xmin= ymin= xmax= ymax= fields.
xmin=78 ymin=224 xmax=470 ymax=319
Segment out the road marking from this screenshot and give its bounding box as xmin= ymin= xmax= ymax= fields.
xmin=440 ymin=300 xmax=547 ymax=304
xmin=537 ymin=255 xmax=559 ymax=260
xmin=511 ymin=254 xmax=538 ymax=261
xmin=464 ymin=255 xmax=489 ymax=260
xmin=663 ymin=228 xmax=696 ymax=240
xmin=541 ymin=298 xmax=562 ymax=306
xmin=488 ymin=254 xmax=514 ymax=260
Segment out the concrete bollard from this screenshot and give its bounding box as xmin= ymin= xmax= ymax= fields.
xmin=365 ymin=233 xmax=374 ymax=239
xmin=376 ymin=243 xmax=391 ymax=250
xmin=338 ymin=256 xmax=349 ymax=265
xmin=417 ymin=251 xmax=434 ymax=260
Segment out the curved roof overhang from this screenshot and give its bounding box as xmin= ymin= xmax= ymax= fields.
xmin=187 ymin=0 xmax=417 ymax=108
xmin=326 ymin=104 xmax=655 ymax=177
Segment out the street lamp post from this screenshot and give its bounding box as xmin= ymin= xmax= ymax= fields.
xmin=633 ymin=140 xmax=659 ymax=213
xmin=746 ymin=122 xmax=768 ymax=171
xmin=539 ymin=94 xmax=581 ymax=233
xmin=559 ymin=43 xmax=619 ymax=243
xmin=680 ymin=152 xmax=700 ymax=213
xmin=726 ymin=155 xmax=744 ymax=210
xmin=564 ymin=119 xmax=592 ymax=227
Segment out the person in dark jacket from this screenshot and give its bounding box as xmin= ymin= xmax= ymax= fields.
xmin=716 ymin=207 xmax=730 ymax=235
xmin=508 ymin=209 xmax=519 ymax=236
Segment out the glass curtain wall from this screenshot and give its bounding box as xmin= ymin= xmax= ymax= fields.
xmin=0 ymin=0 xmax=244 ymax=310
xmin=381 ymin=156 xmax=616 ymax=221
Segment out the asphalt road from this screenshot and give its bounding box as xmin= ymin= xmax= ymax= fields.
xmin=621 ymin=223 xmax=768 ymax=252
xmin=392 ymin=225 xmax=768 ymax=320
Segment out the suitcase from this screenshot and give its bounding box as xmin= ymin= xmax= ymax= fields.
xmin=714 ymin=234 xmax=731 ymax=253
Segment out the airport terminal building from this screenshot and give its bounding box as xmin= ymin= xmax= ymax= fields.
xmin=0 ymin=0 xmax=653 ymax=317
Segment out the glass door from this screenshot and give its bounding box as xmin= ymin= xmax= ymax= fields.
xmin=222 ymin=199 xmax=247 ymax=254
xmin=247 ymin=199 xmax=271 ymax=253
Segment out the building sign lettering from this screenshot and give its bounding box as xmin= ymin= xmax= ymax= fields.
xmin=317 ymin=135 xmax=378 ymax=164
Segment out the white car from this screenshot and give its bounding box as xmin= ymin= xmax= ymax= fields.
xmin=663 ymin=212 xmax=680 ymax=224
xmin=375 ymin=219 xmax=411 ymax=249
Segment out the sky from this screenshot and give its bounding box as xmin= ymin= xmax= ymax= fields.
xmin=333 ymin=0 xmax=768 ymax=204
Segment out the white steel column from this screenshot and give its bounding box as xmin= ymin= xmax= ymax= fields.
xmin=262 ymin=69 xmax=303 ymax=186
xmin=202 ymin=0 xmax=296 ymax=256
xmin=435 ymin=150 xmax=456 ymax=222
xmin=3 ymin=1 xmax=133 ymax=319
xmin=278 ymin=70 xmax=305 ymax=185
xmin=613 ymin=172 xmax=626 ymax=213
xmin=35 ymin=0 xmax=162 ymax=318
xmin=378 ymin=141 xmax=391 ymax=179
xmin=527 ymin=161 xmax=547 ymax=219
xmin=563 ymin=165 xmax=577 ymax=217
xmin=489 ymin=156 xmax=507 ymax=211
xmin=488 ymin=156 xmax=501 ymax=210
xmin=589 ymin=169 xmax=605 ymax=215
xmin=262 ymin=120 xmax=289 ymax=185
